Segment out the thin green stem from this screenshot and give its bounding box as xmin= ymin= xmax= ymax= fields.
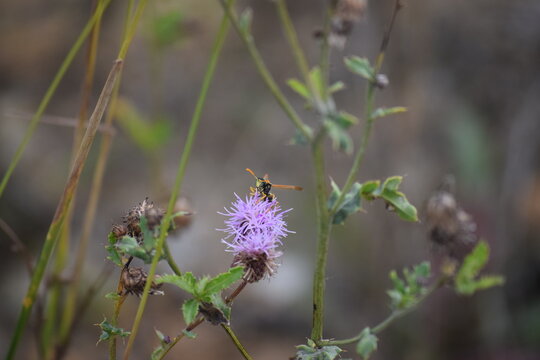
xmin=5 ymin=58 xmax=123 ymax=360
xmin=321 ymin=277 xmax=447 ymax=346
xmin=110 ymin=295 xmax=127 ymax=360
xmin=275 ymin=0 xmax=326 ymax=113
xmin=310 ymin=136 xmax=331 ymax=342
xmin=59 ymin=0 xmax=134 ymax=344
xmin=164 ymin=242 xmax=182 ymax=276
xmin=0 ymin=0 xmax=112 ymax=199
xmin=121 ymin=3 xmax=233 ymax=358
xmin=220 ymin=0 xmax=312 ymax=142
xmin=221 ymin=324 xmax=253 ymax=360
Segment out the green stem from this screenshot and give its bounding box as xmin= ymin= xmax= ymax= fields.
xmin=310 ymin=136 xmax=331 ymax=342
xmin=220 ymin=0 xmax=312 ymax=142
xmin=329 ymin=85 xmax=375 ymax=215
xmin=164 ymin=242 xmax=182 ymax=276
xmin=0 ymin=0 xmax=112 ymax=199
xmin=320 ymin=277 xmax=447 ymax=346
xmin=5 ymin=58 xmax=123 ymax=360
xmin=121 ymin=3 xmax=233 ymax=358
xmin=110 ymin=295 xmax=127 ymax=360
xmin=274 ymin=0 xmax=326 ymax=113
xmin=221 ymin=324 xmax=253 ymax=360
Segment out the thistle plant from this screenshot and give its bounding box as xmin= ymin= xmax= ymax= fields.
xmin=2 ymin=1 xmax=506 ymax=360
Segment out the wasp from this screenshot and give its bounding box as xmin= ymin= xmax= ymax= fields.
xmin=245 ymin=168 xmax=302 ymax=201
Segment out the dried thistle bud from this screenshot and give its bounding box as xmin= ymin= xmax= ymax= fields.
xmin=120 ymin=267 xmax=163 ymax=296
xmin=198 ymin=302 xmax=228 ymax=326
xmin=123 ymin=198 xmax=164 ymax=242
xmin=329 ymin=0 xmax=367 ymax=49
xmin=111 ymin=224 xmax=128 ymax=240
xmin=426 ymin=190 xmax=477 ymax=261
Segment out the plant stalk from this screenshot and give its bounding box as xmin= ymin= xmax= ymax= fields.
xmin=121 ymin=3 xmax=233 ymax=358
xmin=221 ymin=324 xmax=253 ymax=360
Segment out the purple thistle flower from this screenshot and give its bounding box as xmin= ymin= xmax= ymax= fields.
xmin=218 ymin=194 xmax=292 ymax=282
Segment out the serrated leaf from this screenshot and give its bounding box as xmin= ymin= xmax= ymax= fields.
xmin=157 ymin=273 xmax=197 ymax=295
xmin=334 ymin=111 xmax=358 ymax=128
xmin=345 ymin=56 xmax=375 ymax=81
xmin=455 ymin=241 xmax=505 ymax=295
xmin=371 ymin=106 xmax=407 ymax=120
xmin=379 ymin=177 xmax=418 ymax=222
xmin=140 ymin=216 xmax=156 ymax=252
xmin=96 ymin=318 xmax=130 ymax=344
xmin=105 ymin=292 xmax=121 ymax=301
xmin=356 ymin=328 xmax=378 ymax=359
xmin=332 ymin=182 xmax=363 ymax=225
xmin=182 ymin=299 xmax=200 ymax=325
xmin=296 ymin=344 xmax=343 ymax=360
xmin=202 ymin=266 xmax=244 ymax=296
xmin=324 ymin=119 xmax=354 ymax=154
xmin=238 ymin=8 xmax=253 ymax=34
xmin=116 ymin=236 xmax=152 ymax=263
xmin=106 ymin=245 xmax=123 ymax=267
xmin=329 ymin=81 xmax=346 ymax=94
xmin=287 ymin=78 xmax=310 ymax=99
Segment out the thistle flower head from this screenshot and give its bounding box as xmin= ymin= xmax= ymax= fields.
xmin=218 ymin=194 xmax=292 ymax=282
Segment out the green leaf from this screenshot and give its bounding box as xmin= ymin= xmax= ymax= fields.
xmin=140 ymin=216 xmax=156 ymax=252
xmin=359 ymin=180 xmax=380 ymax=199
xmin=387 ymin=262 xmax=431 ymax=309
xmin=115 ymin=98 xmax=172 ymax=153
xmin=332 ymin=182 xmax=363 ymax=225
xmin=157 ymin=272 xmax=197 ymax=295
xmin=116 ymin=236 xmax=152 ymax=263
xmin=150 ymin=328 xmax=172 ymax=360
xmin=324 ymin=119 xmax=354 ymax=154
xmin=414 ymin=261 xmax=431 ymax=278
xmin=238 ymin=8 xmax=253 ymax=34
xmin=289 ymin=127 xmax=313 ymax=146
xmin=287 ymin=78 xmax=310 ymax=99
xmin=210 ymin=293 xmax=232 ymax=321
xmin=106 ymin=233 xmax=123 ymax=266
xmin=182 ymin=329 xmax=197 ymax=339
xmin=105 ymin=292 xmax=121 ymax=301
xmin=149 ymin=11 xmax=185 ymax=48
xmin=379 ymin=176 xmax=418 ymax=222
xmin=356 ymin=328 xmax=378 ymax=359
xmin=345 ymin=56 xmax=375 ymax=81
xmin=334 ymin=111 xmax=358 ymax=128
xmin=202 ymin=266 xmax=244 ymax=296
xmin=455 ymin=241 xmax=505 ymax=295
xmin=296 ymin=343 xmax=343 ymax=360
xmin=96 ymin=318 xmax=130 ymax=344
xmin=371 ymin=106 xmax=407 ymax=120
xmin=182 ymin=299 xmax=200 ymax=325
xmin=329 ymin=81 xmax=346 ymax=94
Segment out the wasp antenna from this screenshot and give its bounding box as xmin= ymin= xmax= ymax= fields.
xmin=245 ymin=168 xmax=258 ymax=179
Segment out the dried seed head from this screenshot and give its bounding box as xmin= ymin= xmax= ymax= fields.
xmin=330 ymin=0 xmax=367 ymax=49
xmin=198 ymin=302 xmax=228 ymax=325
xmin=426 ymin=190 xmax=477 ymax=261
xmin=111 ymin=224 xmax=128 ymax=240
xmin=123 ymin=198 xmax=164 ymax=242
xmin=232 ymin=251 xmax=279 ymax=283
xmin=120 ymin=267 xmax=163 ymax=296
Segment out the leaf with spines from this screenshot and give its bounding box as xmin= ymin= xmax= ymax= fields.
xmin=182 ymin=298 xmax=200 ymax=325
xmin=371 ymin=106 xmax=407 ymax=120
xmin=345 ymin=56 xmax=375 ymax=81
xmin=96 ymin=318 xmax=130 ymax=344
xmin=378 ymin=176 xmax=418 ymax=222
xmin=356 ymin=328 xmax=378 ymax=359
xmin=202 ymin=266 xmax=244 ymax=296
xmin=116 ymin=236 xmax=152 ymax=263
xmin=387 ymin=262 xmax=431 ymax=310
xmin=157 ymin=272 xmax=197 ymax=295
xmin=455 ymin=241 xmax=504 ymax=295
xmin=296 ymin=341 xmax=342 ymax=360
xmin=106 ymin=232 xmax=122 ymax=266
xmin=140 ymin=216 xmax=156 ymax=252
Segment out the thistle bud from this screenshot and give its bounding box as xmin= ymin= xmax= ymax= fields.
xmin=120 ymin=267 xmax=163 ymax=296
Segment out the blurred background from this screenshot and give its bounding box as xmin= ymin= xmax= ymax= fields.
xmin=1 ymin=0 xmax=540 ymax=359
